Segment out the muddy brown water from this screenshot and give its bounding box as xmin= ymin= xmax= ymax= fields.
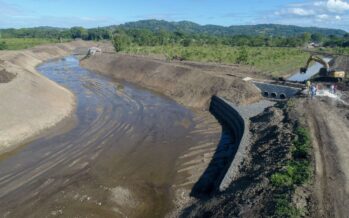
xmin=0 ymin=56 xmax=212 ymax=217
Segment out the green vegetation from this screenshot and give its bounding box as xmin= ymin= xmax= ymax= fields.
xmin=117 ymin=20 xmax=346 ymax=37
xmin=0 ymin=38 xmax=66 ymax=50
xmin=270 ymin=126 xmax=312 ymax=217
xmin=120 ymin=45 xmax=308 ymax=77
xmin=112 ymin=32 xmax=131 ymax=52
xmin=1 ymin=20 xmax=348 ymax=76
xmin=0 ymin=41 xmax=7 ymax=50
xmin=274 ymin=194 xmax=301 ymax=218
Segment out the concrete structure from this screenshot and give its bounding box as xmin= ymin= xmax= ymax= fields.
xmin=204 ymin=96 xmax=274 ymax=192
xmin=253 ymin=82 xmax=301 ymax=99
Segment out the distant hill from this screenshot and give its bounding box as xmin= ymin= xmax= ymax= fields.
xmin=110 ymin=19 xmax=347 ymax=37
xmin=1 ymin=19 xmax=347 ymax=38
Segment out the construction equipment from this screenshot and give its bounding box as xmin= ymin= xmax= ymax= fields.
xmin=301 ymin=55 xmax=346 ymax=82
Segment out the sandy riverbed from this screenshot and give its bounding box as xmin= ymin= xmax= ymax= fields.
xmin=0 ymin=41 xmax=95 ymax=153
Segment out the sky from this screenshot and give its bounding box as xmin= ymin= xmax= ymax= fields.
xmin=0 ymin=0 xmax=348 ymax=31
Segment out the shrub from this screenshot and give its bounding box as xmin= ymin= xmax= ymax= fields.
xmin=274 ymin=195 xmax=301 ymax=218
xmin=0 ymin=41 xmax=7 ymax=50
xmin=112 ymin=32 xmax=131 ymax=52
xmin=271 ymin=173 xmax=293 ymax=187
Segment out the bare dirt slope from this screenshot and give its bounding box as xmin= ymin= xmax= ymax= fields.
xmin=81 ymin=52 xmax=261 ymax=110
xmin=300 ymin=98 xmax=349 ymax=217
xmin=0 ymin=41 xmax=94 ymax=154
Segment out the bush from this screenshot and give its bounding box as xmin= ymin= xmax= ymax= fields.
xmin=236 ymin=47 xmax=249 ymax=64
xmin=292 ymin=127 xmax=311 ymax=159
xmin=0 ymin=41 xmax=7 ymax=50
xmin=112 ymin=32 xmax=131 ymax=52
xmin=271 ymin=173 xmax=293 ymax=187
xmin=274 ymin=195 xmax=301 ymax=218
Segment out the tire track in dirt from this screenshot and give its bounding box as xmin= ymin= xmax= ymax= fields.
xmin=304 ymin=99 xmax=349 ymax=218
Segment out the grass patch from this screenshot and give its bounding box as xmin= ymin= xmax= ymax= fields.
xmin=270 ymin=123 xmax=312 ymax=217
xmin=121 ymin=45 xmax=308 ymax=77
xmin=0 ymin=38 xmax=70 ymax=50
xmin=274 ymin=194 xmax=301 ymax=218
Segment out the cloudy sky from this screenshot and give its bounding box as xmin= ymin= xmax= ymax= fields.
xmin=0 ymin=0 xmax=348 ymax=31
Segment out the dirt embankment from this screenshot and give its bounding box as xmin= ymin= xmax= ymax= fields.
xmin=80 ymin=53 xmax=261 ymax=109
xmin=0 ymin=41 xmax=95 ymax=154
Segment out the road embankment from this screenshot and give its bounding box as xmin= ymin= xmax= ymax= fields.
xmin=0 ymin=41 xmax=94 ymax=154
xmin=80 ymin=53 xmax=261 ymax=109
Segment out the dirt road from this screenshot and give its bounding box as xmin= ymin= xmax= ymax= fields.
xmin=0 ymin=56 xmax=220 ymax=217
xmin=301 ymin=98 xmax=349 ymax=217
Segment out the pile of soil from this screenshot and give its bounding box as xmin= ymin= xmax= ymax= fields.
xmin=0 ymin=69 xmax=16 ymax=83
xmin=81 ymin=53 xmax=261 ymax=110
xmin=179 ymin=103 xmax=298 ymax=217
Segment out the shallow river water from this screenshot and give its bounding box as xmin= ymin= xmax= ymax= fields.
xmin=0 ymin=56 xmax=211 ymax=217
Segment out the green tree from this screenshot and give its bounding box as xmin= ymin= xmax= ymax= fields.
xmin=311 ymin=33 xmax=323 ymax=43
xmin=70 ymin=27 xmax=88 ymax=39
xmin=301 ymin=32 xmax=311 ymax=43
xmin=112 ymin=32 xmax=131 ymax=52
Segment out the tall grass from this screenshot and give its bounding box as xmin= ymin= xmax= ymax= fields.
xmin=0 ymin=38 xmax=69 ymax=50
xmin=122 ymin=45 xmax=309 ymax=77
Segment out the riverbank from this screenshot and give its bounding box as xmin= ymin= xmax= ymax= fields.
xmin=80 ymin=51 xmax=261 ymax=110
xmin=0 ymin=40 xmax=95 ymax=154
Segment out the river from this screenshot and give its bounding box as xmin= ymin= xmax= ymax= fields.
xmin=0 ymin=56 xmax=217 ymax=217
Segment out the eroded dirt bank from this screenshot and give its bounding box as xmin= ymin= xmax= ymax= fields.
xmin=0 ymin=41 xmax=95 ymax=153
xmin=80 ymin=53 xmax=261 ymax=109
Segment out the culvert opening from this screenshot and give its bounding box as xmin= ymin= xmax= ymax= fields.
xmin=271 ymin=93 xmax=277 ymax=98
xmin=280 ymin=93 xmax=286 ymax=99
xmin=263 ymin=91 xmax=269 ymax=97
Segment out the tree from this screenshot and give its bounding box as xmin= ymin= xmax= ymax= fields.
xmin=70 ymin=27 xmax=88 ymax=39
xmin=112 ymin=32 xmax=131 ymax=52
xmin=311 ymin=33 xmax=323 ymax=43
xmin=301 ymin=32 xmax=311 ymax=43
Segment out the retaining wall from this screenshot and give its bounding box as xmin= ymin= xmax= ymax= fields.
xmin=209 ymin=96 xmax=249 ymax=191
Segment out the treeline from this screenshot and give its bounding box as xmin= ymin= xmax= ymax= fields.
xmin=1 ymin=25 xmax=349 ymax=49
xmin=0 ymin=27 xmax=112 ymax=41
xmin=112 ymin=29 xmax=349 ymax=51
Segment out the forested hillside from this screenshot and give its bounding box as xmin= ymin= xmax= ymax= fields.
xmin=113 ymin=20 xmax=347 ymax=37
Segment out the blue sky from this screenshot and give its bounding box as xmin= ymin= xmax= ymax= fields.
xmin=0 ymin=0 xmax=348 ymax=31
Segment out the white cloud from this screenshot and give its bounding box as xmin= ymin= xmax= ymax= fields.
xmin=270 ymin=0 xmax=349 ymax=30
xmin=317 ymin=14 xmax=330 ymax=19
xmin=288 ymin=8 xmax=315 ymax=16
xmin=326 ymin=0 xmax=349 ymax=13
